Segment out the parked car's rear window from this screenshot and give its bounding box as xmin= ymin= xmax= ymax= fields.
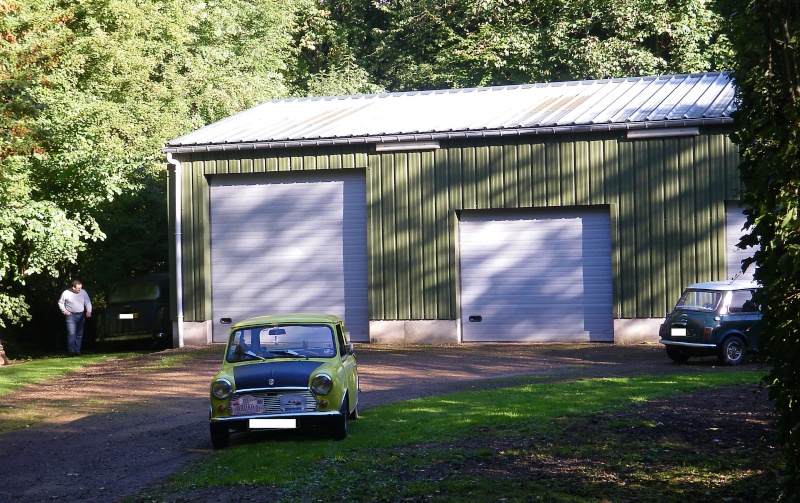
xmin=676 ymin=290 xmax=721 ymax=311
xmin=729 ymin=289 xmax=759 ymax=313
xmin=109 ymin=283 xmax=161 ymax=303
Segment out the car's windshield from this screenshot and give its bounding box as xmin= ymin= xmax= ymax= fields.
xmin=675 ymin=290 xmax=722 ymax=311
xmin=226 ymin=324 xmax=336 ymax=362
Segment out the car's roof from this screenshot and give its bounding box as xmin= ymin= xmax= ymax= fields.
xmin=686 ymin=280 xmax=761 ymax=291
xmin=111 ymin=272 xmax=169 ymax=285
xmin=232 ymin=314 xmax=343 ymax=329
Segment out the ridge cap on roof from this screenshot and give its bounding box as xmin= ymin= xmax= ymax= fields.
xmin=267 ymin=71 xmax=732 ymax=104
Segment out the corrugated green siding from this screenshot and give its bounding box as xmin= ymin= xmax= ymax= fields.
xmin=172 ymin=127 xmax=740 ymax=323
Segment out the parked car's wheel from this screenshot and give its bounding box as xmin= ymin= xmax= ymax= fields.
xmin=348 ymin=403 xmax=359 ymax=420
xmin=719 ymin=335 xmax=746 ymax=365
xmin=332 ymin=397 xmax=349 ymax=440
xmin=665 ymin=346 xmax=691 ymax=363
xmin=210 ymin=423 xmax=230 ymax=449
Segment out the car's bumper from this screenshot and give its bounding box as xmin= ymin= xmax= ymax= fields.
xmin=210 ymin=411 xmax=340 ymax=430
xmin=659 ymin=339 xmax=717 ymax=349
xmin=97 ymin=332 xmax=170 ymax=343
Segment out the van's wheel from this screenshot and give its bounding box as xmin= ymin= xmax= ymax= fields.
xmin=665 ymin=346 xmax=690 ymax=363
xmin=210 ymin=423 xmax=230 ymax=449
xmin=718 ymin=335 xmax=746 ymax=365
xmin=332 ymin=397 xmax=349 ymax=440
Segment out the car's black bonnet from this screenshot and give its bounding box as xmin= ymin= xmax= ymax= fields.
xmin=233 ymin=360 xmax=324 ymax=390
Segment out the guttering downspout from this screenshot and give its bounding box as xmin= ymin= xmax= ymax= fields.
xmin=165 ymin=152 xmax=185 ymax=348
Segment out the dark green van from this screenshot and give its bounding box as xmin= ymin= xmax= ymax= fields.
xmin=96 ymin=273 xmax=172 ymax=348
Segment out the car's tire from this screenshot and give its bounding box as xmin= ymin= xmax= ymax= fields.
xmin=665 ymin=346 xmax=691 ymax=363
xmin=718 ymin=335 xmax=747 ymax=365
xmin=348 ymin=402 xmax=359 ymax=420
xmin=332 ymin=397 xmax=349 ymax=440
xmin=210 ymin=423 xmax=230 ymax=449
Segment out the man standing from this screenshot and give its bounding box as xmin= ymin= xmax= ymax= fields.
xmin=58 ymin=279 xmax=93 ymax=356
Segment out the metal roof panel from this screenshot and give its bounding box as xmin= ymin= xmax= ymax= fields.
xmin=165 ymin=72 xmax=736 ymax=151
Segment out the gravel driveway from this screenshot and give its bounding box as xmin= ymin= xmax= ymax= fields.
xmin=0 ymin=342 xmax=758 ymax=502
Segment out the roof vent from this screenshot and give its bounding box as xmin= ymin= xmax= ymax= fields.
xmin=627 ymin=127 xmax=699 ymax=139
xmin=375 ymin=140 xmax=440 ymax=153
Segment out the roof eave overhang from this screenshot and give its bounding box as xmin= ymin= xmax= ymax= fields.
xmin=160 ymin=117 xmax=734 ymax=155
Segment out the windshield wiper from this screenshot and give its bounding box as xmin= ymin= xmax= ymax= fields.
xmin=266 ymin=349 xmax=306 ymax=359
xmin=242 ymin=350 xmax=266 ymax=361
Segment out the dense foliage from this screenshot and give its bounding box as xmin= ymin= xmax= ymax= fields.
xmin=328 ymin=0 xmax=733 ymax=90
xmin=723 ymin=0 xmax=800 ymax=498
xmin=0 ymin=0 xmax=735 ymax=356
xmin=0 ymin=0 xmax=375 ymax=351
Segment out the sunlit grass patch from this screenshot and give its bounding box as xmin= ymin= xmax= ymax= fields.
xmin=0 ymin=352 xmax=143 ymax=396
xmin=147 ymin=370 xmax=772 ymax=503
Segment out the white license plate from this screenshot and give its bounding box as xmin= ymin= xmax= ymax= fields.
xmin=250 ymin=418 xmax=296 ymax=429
xmin=671 ymin=328 xmax=688 ymax=336
xmin=118 ymin=313 xmax=138 ymax=319
xmin=280 ymin=394 xmax=305 ymax=413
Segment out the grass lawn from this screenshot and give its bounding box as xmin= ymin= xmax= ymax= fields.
xmin=0 ymin=352 xmax=144 ymax=396
xmin=143 ymin=370 xmax=780 ymax=502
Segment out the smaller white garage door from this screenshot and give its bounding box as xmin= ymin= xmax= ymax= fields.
xmin=725 ymin=201 xmax=756 ymax=281
xmin=459 ymin=207 xmax=613 ymax=342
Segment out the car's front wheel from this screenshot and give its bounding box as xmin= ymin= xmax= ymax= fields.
xmin=210 ymin=423 xmax=230 ymax=449
xmin=718 ymin=335 xmax=746 ymax=365
xmin=665 ymin=346 xmax=691 ymax=363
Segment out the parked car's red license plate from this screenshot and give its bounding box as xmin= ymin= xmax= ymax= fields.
xmin=231 ymin=395 xmax=263 ymax=415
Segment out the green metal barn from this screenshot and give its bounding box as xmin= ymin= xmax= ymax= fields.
xmin=162 ymin=71 xmax=749 ymax=346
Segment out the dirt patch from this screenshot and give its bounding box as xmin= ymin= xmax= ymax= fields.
xmin=0 ymin=343 xmax=773 ymax=502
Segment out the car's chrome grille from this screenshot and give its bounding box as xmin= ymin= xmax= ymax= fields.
xmin=230 ymin=390 xmax=317 ymax=415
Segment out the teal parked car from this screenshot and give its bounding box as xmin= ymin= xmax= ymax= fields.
xmin=659 ymin=280 xmax=761 ymax=365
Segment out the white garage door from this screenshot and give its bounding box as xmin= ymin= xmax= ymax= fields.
xmin=725 ymin=201 xmax=756 ymax=281
xmin=209 ymin=171 xmax=369 ymax=343
xmin=459 ymin=207 xmax=613 ymax=342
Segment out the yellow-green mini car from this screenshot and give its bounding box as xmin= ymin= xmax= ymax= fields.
xmin=209 ymin=314 xmax=358 ymax=449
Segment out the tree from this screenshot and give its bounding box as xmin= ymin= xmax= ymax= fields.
xmin=293 ymin=1 xmax=385 ymax=96
xmin=723 ymin=0 xmax=800 ymax=499
xmin=1 ymin=0 xmax=339 ymax=350
xmin=329 ymin=0 xmax=733 ymax=90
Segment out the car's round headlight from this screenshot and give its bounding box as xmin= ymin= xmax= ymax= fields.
xmin=311 ymin=374 xmax=333 ymax=395
xmin=211 ymin=378 xmax=232 ymax=399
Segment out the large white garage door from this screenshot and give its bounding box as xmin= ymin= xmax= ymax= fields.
xmin=209 ymin=171 xmax=369 ymax=343
xmin=725 ymin=201 xmax=756 ymax=281
xmin=459 ymin=207 xmax=613 ymax=342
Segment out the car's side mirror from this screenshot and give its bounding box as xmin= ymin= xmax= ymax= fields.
xmin=346 ymin=343 xmax=355 ymax=355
